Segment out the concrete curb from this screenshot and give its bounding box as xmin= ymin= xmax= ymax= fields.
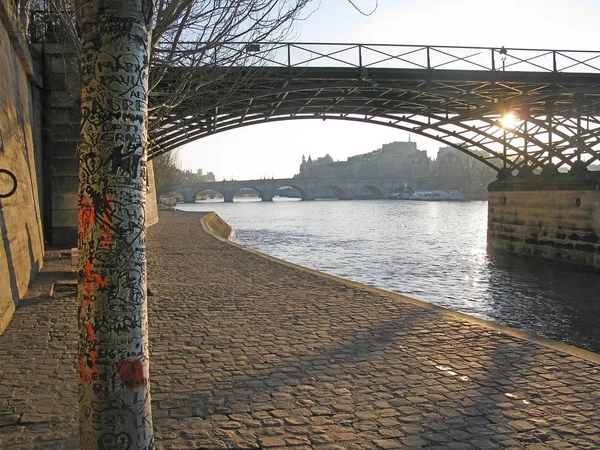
xmin=198 ymin=210 xmax=600 ymax=365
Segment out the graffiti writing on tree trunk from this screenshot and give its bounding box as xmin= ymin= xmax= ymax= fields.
xmin=77 ymin=3 xmax=154 ymax=449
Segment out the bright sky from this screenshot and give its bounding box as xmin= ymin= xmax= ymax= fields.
xmin=178 ymin=0 xmax=600 ymax=180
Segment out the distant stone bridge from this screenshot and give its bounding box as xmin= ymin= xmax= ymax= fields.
xmin=167 ymin=178 xmax=417 ymax=202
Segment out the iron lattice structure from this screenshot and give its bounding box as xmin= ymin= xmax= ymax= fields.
xmin=149 ymin=43 xmax=600 ymax=173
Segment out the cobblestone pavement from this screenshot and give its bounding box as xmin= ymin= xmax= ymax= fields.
xmin=1 ymin=210 xmax=600 ymax=449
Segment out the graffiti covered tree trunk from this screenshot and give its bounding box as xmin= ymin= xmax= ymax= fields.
xmin=77 ymin=0 xmax=155 ymax=448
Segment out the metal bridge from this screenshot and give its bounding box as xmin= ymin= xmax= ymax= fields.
xmin=149 ymin=42 xmax=600 ymax=175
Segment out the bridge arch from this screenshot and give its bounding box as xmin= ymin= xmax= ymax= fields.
xmin=327 ymin=185 xmax=348 ymax=200
xmin=151 ymin=84 xmax=517 ymax=169
xmin=232 ymin=186 xmax=265 ymax=200
xmin=149 ymin=66 xmax=600 ymax=173
xmin=154 ymin=112 xmax=511 ymax=171
xmin=193 ymin=188 xmax=225 ymax=201
xmin=274 ymin=184 xmax=307 ymax=200
xmin=363 ymin=185 xmax=385 ymax=199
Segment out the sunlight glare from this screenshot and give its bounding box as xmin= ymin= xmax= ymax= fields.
xmin=501 ymin=113 xmax=517 ymax=129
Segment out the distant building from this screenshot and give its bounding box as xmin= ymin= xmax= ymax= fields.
xmin=181 ymin=168 xmax=216 ymax=183
xmin=296 ymin=141 xmax=431 ymax=181
xmin=293 ymin=142 xmax=503 ymax=199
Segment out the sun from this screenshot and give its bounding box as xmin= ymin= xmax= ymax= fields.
xmin=501 ymin=113 xmax=517 ymax=129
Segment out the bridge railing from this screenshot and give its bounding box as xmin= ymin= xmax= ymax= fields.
xmin=25 ymin=9 xmax=600 ymax=75
xmin=153 ymin=42 xmax=600 ymax=74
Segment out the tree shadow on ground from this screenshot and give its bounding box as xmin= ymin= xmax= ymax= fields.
xmin=152 ymin=309 xmax=600 ymax=448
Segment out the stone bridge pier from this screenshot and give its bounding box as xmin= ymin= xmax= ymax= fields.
xmin=487 ymin=171 xmax=600 ymax=270
xmin=182 ymin=188 xmax=197 ymax=204
xmin=303 ymin=187 xmax=316 ymax=201
xmin=223 ymin=190 xmax=235 ymax=203
xmin=261 ymin=192 xmax=274 ymax=202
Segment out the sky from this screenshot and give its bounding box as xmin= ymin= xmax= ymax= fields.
xmin=178 ymin=0 xmax=600 ymax=180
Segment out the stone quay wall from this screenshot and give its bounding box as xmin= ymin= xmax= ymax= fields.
xmin=0 ymin=0 xmax=45 ymax=334
xmin=488 ymin=174 xmax=600 ymax=269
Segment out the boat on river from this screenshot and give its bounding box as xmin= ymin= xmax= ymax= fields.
xmin=389 ymin=189 xmax=464 ymax=201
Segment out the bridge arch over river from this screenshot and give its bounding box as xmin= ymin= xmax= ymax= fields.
xmin=188 ymin=182 xmax=309 ymax=202
xmin=169 ymin=178 xmax=392 ymax=202
xmin=149 ymin=43 xmax=600 ymax=176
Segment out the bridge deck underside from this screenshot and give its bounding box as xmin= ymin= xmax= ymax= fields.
xmin=149 ymin=67 xmax=600 ymax=172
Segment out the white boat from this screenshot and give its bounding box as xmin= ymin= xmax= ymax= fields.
xmin=388 ymin=191 xmax=412 ymax=200
xmin=389 ymin=189 xmax=464 ymax=201
xmin=409 ymin=190 xmax=464 ymax=201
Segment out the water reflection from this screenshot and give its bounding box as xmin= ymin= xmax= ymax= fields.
xmin=177 ymin=199 xmax=600 ymax=353
xmin=485 ymin=252 xmax=600 ymax=351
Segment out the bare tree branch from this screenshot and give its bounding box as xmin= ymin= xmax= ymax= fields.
xmin=37 ymin=0 xmax=373 ymax=156
xmin=345 ymin=0 xmax=378 ymax=16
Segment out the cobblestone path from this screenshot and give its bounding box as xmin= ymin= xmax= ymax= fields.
xmin=1 ymin=210 xmax=600 ymax=449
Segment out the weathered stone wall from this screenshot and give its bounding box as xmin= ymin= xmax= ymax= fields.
xmin=0 ymin=0 xmax=45 ymax=334
xmin=42 ymin=44 xmax=80 ymax=246
xmin=488 ymin=174 xmax=600 ymax=269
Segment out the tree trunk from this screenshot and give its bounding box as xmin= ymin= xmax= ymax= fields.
xmin=77 ymin=1 xmax=155 ymax=448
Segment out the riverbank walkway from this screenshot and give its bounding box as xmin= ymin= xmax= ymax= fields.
xmin=1 ymin=210 xmax=600 ymax=449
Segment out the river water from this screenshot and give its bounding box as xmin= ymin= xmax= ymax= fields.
xmin=177 ymin=198 xmax=600 ymax=353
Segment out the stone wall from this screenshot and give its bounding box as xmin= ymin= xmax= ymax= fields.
xmin=488 ymin=174 xmax=600 ymax=269
xmin=0 ymin=0 xmax=45 ymax=334
xmin=42 ymin=44 xmax=80 ymax=246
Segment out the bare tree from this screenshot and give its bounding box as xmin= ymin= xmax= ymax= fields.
xmin=41 ymin=0 xmax=377 ymax=155
xmin=147 ymin=0 xmax=317 ymax=154
xmin=40 ymin=0 xmax=315 ymax=135
xmin=152 ymin=149 xmax=182 ymax=197
xmin=434 ymin=148 xmax=498 ymax=195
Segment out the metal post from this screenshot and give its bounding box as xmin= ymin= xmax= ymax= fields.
xmin=500 ymin=46 xmax=507 ymax=71
xmin=503 ymin=128 xmax=507 ymax=169
xmin=577 ymin=99 xmax=582 ymax=162
xmin=426 ymin=46 xmax=431 ymax=70
xmin=491 ymin=48 xmax=495 ymax=71
xmin=287 ymin=44 xmax=291 ymax=69
xmin=547 ymin=103 xmax=553 ymax=162
xmin=552 ymin=50 xmax=557 ymax=73
xmin=523 ymin=118 xmax=528 ymax=168
xmin=358 ymin=44 xmax=362 ymax=69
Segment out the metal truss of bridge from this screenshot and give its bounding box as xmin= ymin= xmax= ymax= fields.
xmin=149 ymin=42 xmax=600 ymax=175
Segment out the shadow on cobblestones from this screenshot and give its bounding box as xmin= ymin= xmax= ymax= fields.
xmin=1 ymin=211 xmax=600 ymax=450
xmin=17 ymin=296 xmax=55 ymax=309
